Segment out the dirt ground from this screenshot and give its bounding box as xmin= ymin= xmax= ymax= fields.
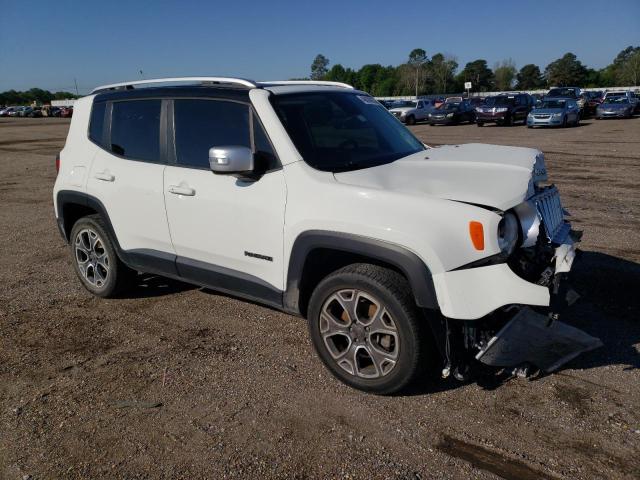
xmin=0 ymin=115 xmax=639 ymax=480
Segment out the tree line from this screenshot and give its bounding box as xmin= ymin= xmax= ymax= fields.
xmin=0 ymin=88 xmax=80 ymax=106
xmin=310 ymin=46 xmax=640 ymax=96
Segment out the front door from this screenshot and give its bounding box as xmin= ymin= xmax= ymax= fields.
xmin=163 ymin=98 xmax=286 ymax=301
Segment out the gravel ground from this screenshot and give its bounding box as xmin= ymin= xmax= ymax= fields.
xmin=0 ymin=116 xmax=639 ymax=479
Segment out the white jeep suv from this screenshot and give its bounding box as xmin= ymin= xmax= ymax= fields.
xmin=53 ymin=77 xmax=600 ymax=394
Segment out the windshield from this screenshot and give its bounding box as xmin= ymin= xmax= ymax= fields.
xmin=604 ymin=97 xmax=630 ymax=104
xmin=540 ymin=100 xmax=567 ymax=109
xmin=392 ymin=101 xmax=413 ymax=108
xmin=271 ymin=92 xmax=425 ymax=172
xmin=548 ymin=88 xmax=577 ymax=98
xmin=485 ymin=96 xmax=515 ymax=106
xmin=440 ymin=103 xmax=461 ymax=111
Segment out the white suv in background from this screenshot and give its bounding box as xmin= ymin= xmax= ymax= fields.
xmin=53 ymin=77 xmax=600 ymax=394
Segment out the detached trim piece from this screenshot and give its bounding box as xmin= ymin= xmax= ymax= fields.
xmin=285 ymin=231 xmax=439 ymax=312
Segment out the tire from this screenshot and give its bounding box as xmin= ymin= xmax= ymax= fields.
xmin=69 ymin=214 xmax=135 ymax=298
xmin=506 ymin=114 xmax=514 ymax=126
xmin=307 ymin=263 xmax=430 ymax=395
xmin=476 ymin=122 xmax=484 ymax=127
xmin=405 ymin=115 xmax=416 ymax=126
xmin=561 ymin=116 xmax=567 ymax=128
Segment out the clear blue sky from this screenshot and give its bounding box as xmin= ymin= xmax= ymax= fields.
xmin=1 ymin=0 xmax=638 ymax=93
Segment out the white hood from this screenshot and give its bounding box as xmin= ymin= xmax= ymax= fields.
xmin=334 ymin=143 xmax=546 ymax=211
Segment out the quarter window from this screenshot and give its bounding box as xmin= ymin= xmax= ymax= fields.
xmin=110 ymin=100 xmax=161 ymax=162
xmin=89 ymin=101 xmax=107 ymax=146
xmin=174 ymin=99 xmax=250 ymax=169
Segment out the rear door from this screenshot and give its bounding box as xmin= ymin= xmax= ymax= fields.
xmin=163 ymin=98 xmax=286 ymax=297
xmin=86 ymin=98 xmax=175 ymax=262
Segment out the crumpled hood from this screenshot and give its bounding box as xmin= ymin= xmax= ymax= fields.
xmin=334 ymin=143 xmax=545 ymax=211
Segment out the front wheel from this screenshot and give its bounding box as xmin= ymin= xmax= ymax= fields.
xmin=405 ymin=115 xmax=416 ymax=125
xmin=307 ymin=264 xmax=430 ymax=394
xmin=70 ymin=215 xmax=135 ymax=298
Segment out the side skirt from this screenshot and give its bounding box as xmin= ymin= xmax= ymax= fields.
xmin=124 ymin=249 xmax=284 ymax=310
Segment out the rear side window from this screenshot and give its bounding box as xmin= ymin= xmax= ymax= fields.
xmin=111 ymin=100 xmax=161 ymax=162
xmin=174 ymin=99 xmax=250 ymax=169
xmin=89 ymin=101 xmax=106 ymax=146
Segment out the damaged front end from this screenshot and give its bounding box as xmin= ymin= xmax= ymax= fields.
xmin=442 ymin=184 xmax=602 ymax=379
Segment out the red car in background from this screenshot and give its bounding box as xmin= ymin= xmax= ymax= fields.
xmin=583 ymin=91 xmax=603 ymax=117
xmin=59 ymin=106 xmax=74 ymax=118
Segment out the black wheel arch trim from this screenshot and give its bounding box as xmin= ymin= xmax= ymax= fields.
xmin=56 ymin=190 xmax=179 ymax=277
xmin=284 ymin=230 xmax=439 ymax=313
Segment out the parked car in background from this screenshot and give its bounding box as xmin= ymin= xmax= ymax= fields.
xmin=0 ymin=106 xmax=18 ymax=117
xmin=445 ymin=96 xmax=463 ymax=104
xmin=476 ymin=93 xmax=533 ymax=126
xmin=389 ymin=99 xmax=436 ymax=125
xmin=596 ymin=96 xmax=635 ymax=119
xmin=467 ymin=97 xmax=485 ymax=109
xmin=18 ymin=107 xmax=34 ymax=117
xmin=602 ymin=91 xmax=638 ymax=113
xmin=527 ymin=98 xmax=580 ymax=128
xmin=428 ymin=101 xmax=475 ymax=125
xmin=60 ymin=106 xmax=74 ymax=118
xmin=28 ymin=107 xmax=43 ymax=118
xmin=433 ymin=97 xmax=445 ymax=108
xmin=583 ymin=91 xmax=603 ymax=116
xmin=377 ymin=99 xmax=394 ymax=109
xmin=531 ymin=93 xmax=545 ymax=106
xmin=9 ymin=106 xmax=26 ymax=117
xmin=546 ymin=87 xmax=584 ymax=112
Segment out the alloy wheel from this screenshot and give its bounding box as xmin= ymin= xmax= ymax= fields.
xmin=319 ymin=289 xmax=399 ymax=379
xmin=74 ymin=228 xmax=110 ymax=288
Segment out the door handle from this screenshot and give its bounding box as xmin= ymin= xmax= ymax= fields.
xmin=94 ymin=171 xmax=115 ymax=182
xmin=168 ymin=185 xmax=196 ymax=196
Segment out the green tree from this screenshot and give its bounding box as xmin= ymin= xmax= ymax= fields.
xmin=516 ymin=64 xmax=544 ymax=89
xmin=407 ymin=48 xmax=428 ymax=98
xmin=493 ymin=59 xmax=517 ymax=91
xmin=325 ymin=64 xmax=347 ymax=83
xmin=457 ymin=59 xmax=494 ymax=91
xmin=310 ymin=54 xmax=330 ymax=80
xmin=544 ymin=53 xmax=588 ymax=86
xmin=430 ymin=53 xmax=458 ymax=94
xmin=619 ymin=50 xmax=640 ymax=85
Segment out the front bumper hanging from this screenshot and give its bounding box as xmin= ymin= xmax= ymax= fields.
xmin=475 ymin=307 xmax=602 ymax=372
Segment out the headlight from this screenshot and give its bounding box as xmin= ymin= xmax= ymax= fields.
xmin=496 ymin=107 xmax=508 ymax=112
xmin=553 ymin=112 xmax=563 ymax=118
xmin=498 ymin=212 xmax=519 ymax=255
xmin=446 ymin=112 xmax=454 ymax=117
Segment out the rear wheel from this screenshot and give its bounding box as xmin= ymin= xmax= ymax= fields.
xmin=308 ymin=264 xmax=430 ymax=394
xmin=70 ymin=215 xmax=135 ymax=298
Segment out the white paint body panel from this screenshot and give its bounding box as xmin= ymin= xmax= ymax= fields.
xmin=163 ymin=166 xmax=287 ymax=289
xmin=86 ymin=149 xmax=173 ymax=253
xmin=433 ymin=264 xmax=550 ymax=319
xmin=334 ymin=144 xmax=540 ymax=211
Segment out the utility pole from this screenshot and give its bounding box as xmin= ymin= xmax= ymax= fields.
xmin=74 ymin=78 xmax=79 ymax=96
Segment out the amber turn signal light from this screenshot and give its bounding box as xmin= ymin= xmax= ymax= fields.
xmin=469 ymin=221 xmax=484 ymax=250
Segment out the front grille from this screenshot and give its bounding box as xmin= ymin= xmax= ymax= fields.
xmin=533 ymin=186 xmax=569 ymax=243
xmin=534 ymin=114 xmax=551 ymax=119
